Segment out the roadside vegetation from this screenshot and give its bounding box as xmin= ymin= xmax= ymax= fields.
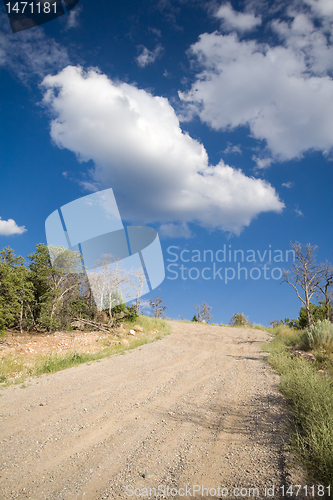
xmin=262 ymin=319 xmax=333 ymax=487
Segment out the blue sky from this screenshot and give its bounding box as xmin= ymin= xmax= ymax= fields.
xmin=0 ymin=0 xmax=332 ymax=325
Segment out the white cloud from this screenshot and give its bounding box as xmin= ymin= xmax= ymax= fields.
xmin=303 ymin=0 xmax=333 ymax=18
xmin=215 ymin=2 xmax=262 ymax=32
xmin=295 ymin=206 xmax=304 ymax=216
xmin=0 ymin=14 xmax=70 ymax=81
xmin=0 ymin=218 xmax=26 ymax=236
xmin=136 ymin=44 xmax=163 ymax=68
xmin=223 ymin=142 xmax=242 ymax=154
xmin=180 ymin=28 xmax=333 ymax=161
xmin=252 ymin=156 xmax=273 ymax=169
xmin=41 ymin=65 xmax=284 ymax=236
xmin=64 ymin=6 xmax=82 ymax=30
xmin=282 ymin=181 xmax=294 ymax=188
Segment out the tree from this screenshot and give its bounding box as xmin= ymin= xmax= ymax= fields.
xmin=150 ymin=297 xmax=166 ymax=318
xmin=28 ymin=244 xmax=84 ymax=331
xmin=192 ymin=315 xmax=198 ymax=322
xmin=283 ymin=242 xmax=325 ymax=326
xmin=127 ymin=268 xmax=147 ymax=315
xmin=230 ymin=313 xmax=248 ymax=327
xmin=0 ymin=247 xmax=33 ymax=333
xmin=194 ymin=302 xmax=212 ymax=323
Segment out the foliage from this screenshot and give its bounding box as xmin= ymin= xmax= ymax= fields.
xmin=301 ymin=319 xmax=333 ymax=352
xmin=0 ymin=247 xmax=33 ymax=333
xmin=192 ymin=315 xmax=198 ymax=322
xmin=0 ymin=243 xmax=144 ymax=334
xmin=229 ymin=312 xmax=248 ymax=327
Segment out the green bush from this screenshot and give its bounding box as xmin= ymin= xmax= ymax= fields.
xmin=301 ymin=319 xmax=333 ymax=351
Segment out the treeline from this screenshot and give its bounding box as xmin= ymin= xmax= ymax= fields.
xmin=0 ymin=244 xmax=136 ymax=334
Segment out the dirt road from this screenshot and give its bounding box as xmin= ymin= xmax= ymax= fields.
xmin=0 ymin=321 xmax=307 ymax=500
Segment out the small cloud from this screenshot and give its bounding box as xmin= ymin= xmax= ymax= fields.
xmin=282 ymin=181 xmax=294 ymax=188
xmin=252 ymin=156 xmax=273 ymax=169
xmin=149 ymin=27 xmax=162 ymax=38
xmin=62 ymin=171 xmax=69 ymax=178
xmin=215 ymin=3 xmax=262 ymax=32
xmin=294 ymin=206 xmax=304 ymax=216
xmin=223 ymin=142 xmax=242 ymax=155
xmin=78 ymin=180 xmax=100 ymax=192
xmin=159 ymin=222 xmax=192 ymax=239
xmin=136 ymin=44 xmax=163 ymax=68
xmin=64 ymin=6 xmax=82 ymax=30
xmin=0 ymin=218 xmax=27 ymax=236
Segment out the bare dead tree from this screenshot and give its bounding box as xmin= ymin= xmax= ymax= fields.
xmin=150 ymin=297 xmax=166 ymax=318
xmin=283 ymin=242 xmax=324 ymax=326
xmin=127 ymin=268 xmax=147 ymax=314
xmin=315 ymin=261 xmax=333 ymax=320
xmin=87 ymin=255 xmax=129 ymax=321
xmin=194 ymin=302 xmax=212 ymax=323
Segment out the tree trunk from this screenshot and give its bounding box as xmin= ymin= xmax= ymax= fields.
xmin=19 ymin=300 xmax=23 ymax=334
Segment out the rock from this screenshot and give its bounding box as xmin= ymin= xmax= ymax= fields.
xmin=133 ymin=325 xmax=144 ymax=332
xmin=120 ymin=339 xmax=129 ymax=346
xmin=294 ymin=350 xmax=316 ymax=362
xmin=129 ymin=330 xmax=136 ymax=335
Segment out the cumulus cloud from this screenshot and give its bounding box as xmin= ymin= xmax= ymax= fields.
xmin=136 ymin=44 xmax=163 ymax=67
xmin=180 ymin=26 xmax=333 ymax=161
xmin=0 ymin=218 xmax=26 ymax=236
xmin=41 ymin=65 xmax=284 ymax=236
xmin=0 ymin=13 xmax=70 ymax=81
xmin=215 ymin=3 xmax=262 ymax=32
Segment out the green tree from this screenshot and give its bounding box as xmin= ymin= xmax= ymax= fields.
xmin=0 ymin=247 xmax=33 ymax=333
xmin=28 ymin=244 xmax=84 ymax=331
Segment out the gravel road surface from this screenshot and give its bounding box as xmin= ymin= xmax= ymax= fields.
xmin=0 ymin=321 xmax=308 ymax=500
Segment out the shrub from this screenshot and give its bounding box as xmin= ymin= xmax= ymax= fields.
xmin=229 ymin=312 xmax=248 ymax=327
xmin=301 ymin=319 xmax=333 ymax=351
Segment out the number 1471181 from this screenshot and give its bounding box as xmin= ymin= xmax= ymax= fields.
xmin=6 ymin=2 xmax=58 ymax=14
